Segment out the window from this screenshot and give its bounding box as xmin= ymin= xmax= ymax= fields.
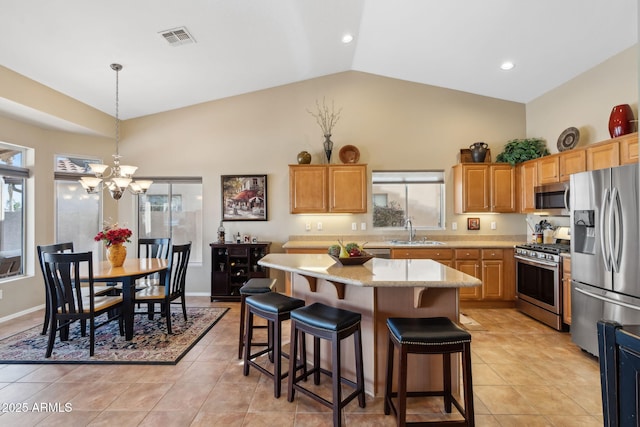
xmin=372 ymin=170 xmax=445 ymax=230
xmin=54 ymin=155 xmax=102 ymax=254
xmin=0 ymin=144 xmax=28 ymax=280
xmin=138 ymin=178 xmax=203 ymax=263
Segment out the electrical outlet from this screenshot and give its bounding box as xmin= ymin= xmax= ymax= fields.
xmin=491 ymin=221 xmax=497 ymax=230
xmin=361 ymin=222 xmax=367 ymax=231
xmin=351 ymin=222 xmax=357 ymax=231
xmin=305 ymin=223 xmax=311 ymax=231
xmin=317 ymin=222 xmax=323 ymax=231
xmin=451 ymin=222 xmax=457 ymax=230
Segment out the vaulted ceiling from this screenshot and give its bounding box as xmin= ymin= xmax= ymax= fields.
xmin=0 ymin=0 xmax=637 ymax=125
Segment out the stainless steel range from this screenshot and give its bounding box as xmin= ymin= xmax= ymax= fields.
xmin=515 ymin=241 xmax=569 ymax=331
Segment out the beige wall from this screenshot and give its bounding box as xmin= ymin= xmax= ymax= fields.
xmin=119 ymin=71 xmax=527 ymax=293
xmin=0 ymin=43 xmax=636 ymax=316
xmin=0 ymin=115 xmax=117 ymax=318
xmin=527 ymin=46 xmax=638 ymax=150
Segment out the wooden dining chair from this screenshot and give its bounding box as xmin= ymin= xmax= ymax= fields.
xmin=42 ymin=251 xmax=124 ymax=357
xmin=37 ymin=243 xmax=114 ymax=336
xmin=111 ymin=237 xmax=172 ymax=295
xmin=134 ymin=242 xmax=191 ymax=334
xmin=136 ymin=237 xmax=171 ymax=288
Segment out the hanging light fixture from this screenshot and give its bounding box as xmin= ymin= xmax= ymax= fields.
xmin=80 ymin=63 xmax=152 ymax=200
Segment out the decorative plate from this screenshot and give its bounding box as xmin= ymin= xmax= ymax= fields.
xmin=339 ymin=145 xmax=360 ymax=163
xmin=329 ymin=254 xmax=373 ymax=265
xmin=557 ymin=127 xmax=580 ymax=152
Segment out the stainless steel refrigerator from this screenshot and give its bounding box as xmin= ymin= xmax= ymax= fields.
xmin=570 ymin=163 xmax=640 ymax=356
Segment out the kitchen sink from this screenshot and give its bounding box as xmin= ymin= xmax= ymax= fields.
xmin=388 ymin=240 xmax=445 ymax=246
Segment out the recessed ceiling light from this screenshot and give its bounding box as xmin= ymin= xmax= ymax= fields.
xmin=342 ymin=34 xmax=354 ymax=44
xmin=500 ymin=61 xmax=515 ymax=71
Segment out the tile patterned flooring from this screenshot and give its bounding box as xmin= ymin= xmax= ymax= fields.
xmin=0 ymin=297 xmax=603 ymax=426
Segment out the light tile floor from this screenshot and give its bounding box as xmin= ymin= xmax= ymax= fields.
xmin=0 ymin=297 xmax=602 ymax=426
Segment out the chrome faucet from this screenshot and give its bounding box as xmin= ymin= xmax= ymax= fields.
xmin=405 ymin=217 xmax=415 ymax=242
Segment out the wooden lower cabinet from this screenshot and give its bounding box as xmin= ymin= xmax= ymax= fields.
xmin=390 ymin=248 xmax=453 ymax=266
xmin=563 ymin=255 xmax=572 ymax=325
xmin=391 ymin=247 xmax=515 ymax=306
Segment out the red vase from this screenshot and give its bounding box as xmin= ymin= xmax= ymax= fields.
xmin=608 ymin=104 xmax=635 ymax=138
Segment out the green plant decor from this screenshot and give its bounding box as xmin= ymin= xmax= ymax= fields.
xmin=495 ymin=138 xmax=550 ymax=165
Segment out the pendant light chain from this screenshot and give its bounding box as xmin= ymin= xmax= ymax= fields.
xmin=111 ymin=63 xmax=122 ymax=158
xmin=79 ymin=62 xmax=152 ymax=199
xmin=115 ymin=64 xmax=119 ymax=157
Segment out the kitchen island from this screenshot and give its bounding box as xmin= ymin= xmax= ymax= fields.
xmin=258 ymin=253 xmax=481 ymax=396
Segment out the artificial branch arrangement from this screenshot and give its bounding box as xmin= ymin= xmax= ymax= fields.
xmin=307 ymin=98 xmax=342 ymax=136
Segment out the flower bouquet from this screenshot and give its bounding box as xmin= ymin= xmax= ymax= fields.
xmin=95 ymin=223 xmax=132 ymax=267
xmin=94 ymin=223 xmax=132 ymax=247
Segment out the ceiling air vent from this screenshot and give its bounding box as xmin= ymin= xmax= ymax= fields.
xmin=159 ymin=27 xmax=196 ymax=47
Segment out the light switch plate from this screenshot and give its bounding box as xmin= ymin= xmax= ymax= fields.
xmin=451 ymin=222 xmax=457 ymax=230
xmin=491 ymin=221 xmax=497 ymax=230
xmin=317 ymin=222 xmax=323 ymax=231
xmin=351 ymin=222 xmax=358 ymax=231
xmin=305 ymin=223 xmax=311 ymax=231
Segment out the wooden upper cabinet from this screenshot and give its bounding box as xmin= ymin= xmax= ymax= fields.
xmin=559 ymin=150 xmax=586 ymax=181
xmin=453 ymin=164 xmax=489 ymax=213
xmin=619 ymin=133 xmax=638 ymax=165
xmin=289 ymin=164 xmax=367 ymax=214
xmin=328 ymin=164 xmax=367 ymax=213
xmin=490 ymin=164 xmax=516 ymax=212
xmin=587 ymin=141 xmax=620 ymax=171
xmin=538 ymin=155 xmax=560 ymax=184
xmin=518 ymin=161 xmax=537 ymax=213
xmin=289 ymin=165 xmax=328 ymax=213
xmin=453 ymin=164 xmax=515 ymax=213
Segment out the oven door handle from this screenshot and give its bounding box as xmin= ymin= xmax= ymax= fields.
xmin=574 ymin=287 xmax=640 ymax=312
xmin=514 ymin=255 xmax=558 ymax=268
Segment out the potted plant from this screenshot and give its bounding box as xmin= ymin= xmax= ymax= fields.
xmin=495 ymin=138 xmax=549 ymax=165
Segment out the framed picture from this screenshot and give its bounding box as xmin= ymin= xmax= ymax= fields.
xmin=221 ymin=175 xmax=267 ymax=221
xmin=243 ymin=235 xmax=251 ymax=244
xmin=467 ymin=217 xmax=480 ymax=230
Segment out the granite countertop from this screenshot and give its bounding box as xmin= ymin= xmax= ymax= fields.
xmin=258 ymin=253 xmax=481 ymax=288
xmin=283 ymin=239 xmax=525 ymax=250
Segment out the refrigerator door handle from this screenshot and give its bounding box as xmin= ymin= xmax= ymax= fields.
xmin=610 ymin=187 xmax=623 ymax=273
xmin=575 ymin=287 xmax=640 ymax=312
xmin=600 ymin=188 xmax=612 ymax=272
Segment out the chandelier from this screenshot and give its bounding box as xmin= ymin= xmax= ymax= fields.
xmin=79 ymin=63 xmax=152 ymax=200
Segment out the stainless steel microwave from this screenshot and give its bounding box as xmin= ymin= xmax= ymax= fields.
xmin=534 ymin=182 xmax=570 ymax=215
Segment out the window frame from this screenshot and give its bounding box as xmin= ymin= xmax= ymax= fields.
xmin=0 ymin=144 xmax=29 ymax=281
xmin=136 ymin=177 xmax=203 ymax=264
xmin=371 ymin=170 xmax=446 ymax=230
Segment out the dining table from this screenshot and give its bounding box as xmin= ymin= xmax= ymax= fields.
xmin=86 ymin=258 xmax=169 ymax=340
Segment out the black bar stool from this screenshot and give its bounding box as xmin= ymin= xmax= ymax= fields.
xmin=287 ymin=302 xmax=366 ymax=427
xmin=243 ymin=292 xmax=306 ymax=398
xmin=238 ymin=278 xmax=277 ymax=359
xmin=384 ymin=317 xmax=474 ymax=427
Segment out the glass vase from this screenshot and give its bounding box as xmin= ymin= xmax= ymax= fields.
xmin=323 ymin=134 xmax=333 ymax=164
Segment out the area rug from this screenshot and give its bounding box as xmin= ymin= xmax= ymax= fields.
xmin=0 ymin=307 xmax=228 ymax=365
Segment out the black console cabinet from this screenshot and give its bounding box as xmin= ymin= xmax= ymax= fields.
xmin=209 ymin=242 xmax=271 ymax=301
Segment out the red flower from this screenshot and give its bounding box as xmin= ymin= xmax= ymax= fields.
xmin=95 ymin=224 xmax=132 ymax=247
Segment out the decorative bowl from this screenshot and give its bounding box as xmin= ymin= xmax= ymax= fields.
xmin=339 ymin=145 xmax=360 ymax=163
xmin=329 ymin=253 xmax=373 ymax=265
